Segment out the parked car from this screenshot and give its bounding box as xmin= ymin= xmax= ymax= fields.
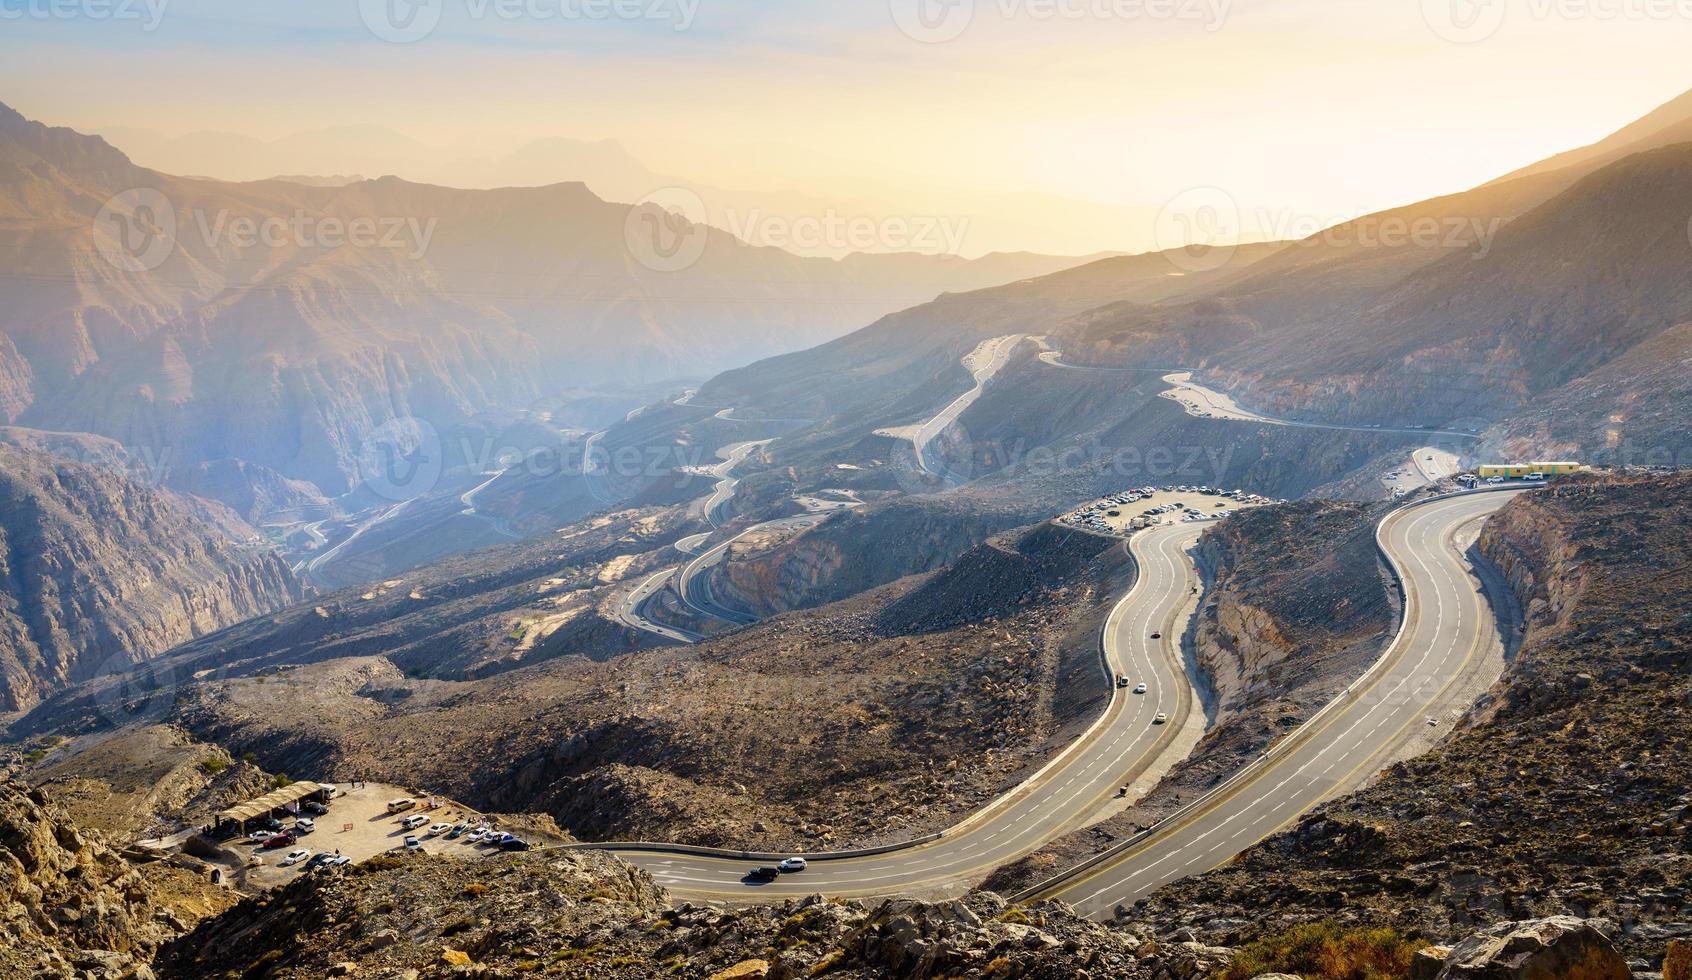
xmin=280 ymin=849 xmax=311 ymax=867
xmin=465 ymin=829 xmax=486 ymax=843
xmin=330 ymin=855 xmax=352 ymax=867
xmin=778 ymin=857 xmax=808 ymax=873
xmin=447 ymin=822 xmax=470 ymax=839
xmin=302 ymin=801 xmax=329 ymax=816
xmin=401 ymin=814 xmax=429 ymax=829
xmin=427 ymin=823 xmax=451 ymax=836
xmin=745 ymin=866 xmax=781 ymax=882
xmin=499 ymin=838 xmax=532 ymax=852
xmin=294 ymin=818 xmax=315 ymax=834
xmin=263 ymin=832 xmax=297 ymax=849
xmin=261 ymin=817 xmax=285 ymax=832
xmin=404 ymin=835 xmax=422 ymax=850
xmin=246 ymin=830 xmax=271 ymax=843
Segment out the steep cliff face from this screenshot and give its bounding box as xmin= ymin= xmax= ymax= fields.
xmin=0 ymin=445 xmax=303 ymax=712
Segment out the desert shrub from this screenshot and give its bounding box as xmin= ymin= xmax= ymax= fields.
xmin=270 ymin=773 xmax=293 ymax=788
xmin=1215 ymin=922 xmax=1428 ymax=980
xmin=358 ymin=855 xmax=407 ymax=873
xmin=200 ymin=757 xmax=229 ymax=775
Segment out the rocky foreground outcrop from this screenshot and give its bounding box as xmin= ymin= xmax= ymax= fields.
xmin=0 ymin=778 xmax=233 ymax=979
xmin=149 ymin=838 xmax=1654 ymax=980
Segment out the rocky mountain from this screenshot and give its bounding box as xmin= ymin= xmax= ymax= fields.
xmin=0 ymin=101 xmax=1106 ymax=504
xmin=0 ymin=443 xmax=302 ymax=712
xmin=665 ymin=87 xmax=1692 ymax=494
xmin=1210 ymin=142 xmax=1692 ymax=428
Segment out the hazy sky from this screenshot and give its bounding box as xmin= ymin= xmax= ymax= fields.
xmin=4 ymin=0 xmax=1691 ymax=256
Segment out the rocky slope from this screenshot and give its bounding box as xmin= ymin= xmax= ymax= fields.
xmin=0 ymin=444 xmax=303 ymax=713
xmin=712 ymin=497 xmax=1036 ymax=619
xmin=158 ymin=847 xmax=1182 ymax=980
xmin=149 ymin=843 xmax=1647 ymax=980
xmin=0 ymin=777 xmax=235 ymax=979
xmin=1124 ymin=474 xmax=1692 ymax=973
xmin=10 ymin=508 xmax=1133 ymax=854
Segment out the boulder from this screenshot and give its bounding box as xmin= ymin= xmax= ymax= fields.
xmin=1435 ymin=916 xmax=1628 ymax=979
xmin=1665 ymin=939 xmax=1689 ymax=980
xmin=708 ymin=960 xmax=771 ymax=980
xmin=1411 ymin=946 xmax=1453 ymax=980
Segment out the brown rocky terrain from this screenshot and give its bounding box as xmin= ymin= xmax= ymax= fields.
xmin=8 ymin=515 xmax=1133 ymax=855
xmin=712 ymin=497 xmax=1036 ymax=619
xmin=12 ymin=723 xmax=274 ymax=841
xmin=158 ymin=846 xmax=1184 ymax=980
xmin=0 ymin=777 xmax=235 ymax=979
xmin=148 ymin=842 xmax=1645 ymax=980
xmin=1119 ymin=474 xmax=1692 ymax=974
xmin=0 ymin=444 xmax=303 ymax=713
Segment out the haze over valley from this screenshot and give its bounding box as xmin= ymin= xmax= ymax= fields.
xmin=3 ymin=7 xmax=1692 ymax=980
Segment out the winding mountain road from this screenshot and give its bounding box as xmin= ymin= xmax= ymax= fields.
xmin=1029 ymin=488 xmax=1526 ymax=917
xmin=587 ymin=489 xmax=1526 ymax=911
xmin=878 ymin=334 xmax=1026 ymax=487
xmin=597 ymin=522 xmax=1207 ymax=898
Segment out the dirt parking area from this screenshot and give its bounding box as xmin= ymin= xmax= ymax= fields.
xmin=235 ymin=782 xmax=500 ymax=889
xmin=1063 ymin=488 xmax=1275 ymax=537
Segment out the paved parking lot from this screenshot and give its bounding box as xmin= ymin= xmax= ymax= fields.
xmin=236 ymin=782 xmax=498 ymax=889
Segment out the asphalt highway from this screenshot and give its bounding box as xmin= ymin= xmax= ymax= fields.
xmin=607 ymin=522 xmax=1206 ymax=899
xmin=1037 ymin=489 xmax=1525 ymax=917
xmin=590 ymin=490 xmax=1523 ymax=914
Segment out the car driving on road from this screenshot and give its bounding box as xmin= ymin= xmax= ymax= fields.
xmin=1153 ymin=712 xmax=1169 ymax=725
xmin=778 ymin=857 xmax=808 ymax=873
xmin=745 ymin=866 xmax=782 ymax=882
xmin=1133 ymin=683 xmax=1148 ymax=694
